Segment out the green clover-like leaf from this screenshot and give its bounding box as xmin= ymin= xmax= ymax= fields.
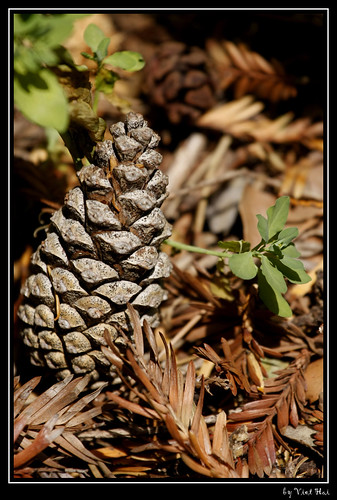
xmin=228 ymin=251 xmax=258 ymax=280
xmin=275 ymin=227 xmax=299 ymax=248
xmin=266 ymin=196 xmax=290 ymax=241
xmin=272 ymin=255 xmax=311 ymax=285
xmin=257 ymin=269 xmax=292 ymax=317
xmin=256 ymin=196 xmax=290 ymax=243
xmin=84 ymin=23 xmax=106 ymax=53
xmin=260 ymin=255 xmax=287 ymax=294
xmin=103 ymin=51 xmax=145 ymax=72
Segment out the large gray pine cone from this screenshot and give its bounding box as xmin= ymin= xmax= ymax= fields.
xmin=17 ymin=112 xmax=172 ymax=382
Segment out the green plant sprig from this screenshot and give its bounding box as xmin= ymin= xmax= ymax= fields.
xmin=81 ymin=23 xmax=145 ymax=113
xmin=164 ymin=196 xmax=311 ymax=318
xmin=14 ymin=15 xmax=145 ymax=169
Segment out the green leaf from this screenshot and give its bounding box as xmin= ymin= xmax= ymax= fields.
xmin=14 ymin=69 xmax=69 ymax=133
xmin=266 ymin=244 xmax=283 ymax=258
xmin=14 ymin=14 xmax=88 ymax=73
xmin=266 ymin=196 xmax=290 ymax=241
xmin=103 ymin=51 xmax=145 ymax=72
xmin=15 ymin=14 xmax=87 ymax=48
xmin=218 ymin=240 xmax=250 ymax=253
xmin=229 ymin=252 xmax=258 ymax=280
xmin=256 ymin=214 xmax=269 ymax=243
xmin=31 ymin=41 xmax=60 ymax=66
xmin=68 ymin=100 xmax=106 ymax=142
xmin=14 ymin=45 xmax=41 ymax=74
xmin=276 ymin=227 xmax=299 ymax=247
xmin=84 ymin=23 xmax=106 ymax=52
xmin=260 ymin=255 xmax=287 ymax=294
xmin=14 ymin=13 xmax=41 ymax=37
xmin=96 ymin=37 xmax=110 ymax=62
xmin=282 ymin=244 xmax=301 ymax=258
xmin=256 ymin=196 xmax=290 ymax=243
xmin=257 ymin=269 xmax=292 ymax=317
xmin=37 ymin=14 xmax=83 ymax=48
xmin=272 ymin=255 xmax=312 ymax=285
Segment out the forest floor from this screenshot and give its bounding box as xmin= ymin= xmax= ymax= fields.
xmin=12 ymin=11 xmax=327 ymax=486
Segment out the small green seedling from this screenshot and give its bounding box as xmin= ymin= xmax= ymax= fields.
xmin=165 ymin=196 xmax=311 ymax=317
xmin=81 ymin=23 xmax=145 ymax=112
xmin=13 ymin=15 xmax=146 ymax=168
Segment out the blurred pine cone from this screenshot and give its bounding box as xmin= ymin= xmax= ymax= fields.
xmin=17 ymin=112 xmax=172 ymax=382
xmin=143 ymin=41 xmax=217 ymax=124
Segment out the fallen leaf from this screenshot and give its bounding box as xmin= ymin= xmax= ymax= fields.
xmin=93 ymin=446 xmax=127 ymax=459
xmin=304 ymin=358 xmax=323 ymax=403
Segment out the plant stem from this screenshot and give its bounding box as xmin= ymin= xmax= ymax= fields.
xmin=92 ymin=89 xmax=100 ymax=114
xmin=163 ymin=239 xmax=231 ymax=259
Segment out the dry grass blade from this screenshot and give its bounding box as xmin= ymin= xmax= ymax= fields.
xmin=168 ymin=344 xmax=180 ymax=414
xmin=106 ymin=391 xmax=161 ymax=419
xmin=247 ymin=351 xmax=264 ymax=392
xmin=53 ymin=432 xmax=102 ymax=465
xmin=248 ymin=442 xmax=264 ymax=478
xmin=190 ymin=376 xmax=205 ymax=436
xmin=229 ymin=407 xmax=275 ymax=422
xmin=56 ymin=384 xmax=108 ymax=425
xmin=165 ymin=413 xmax=188 ymax=448
xmin=14 ymin=376 xmax=41 ymax=418
xmin=29 ymin=375 xmax=91 ymax=425
xmin=14 ymin=374 xmax=106 ymax=474
xmin=14 ymin=375 xmax=74 ymax=435
xmin=159 ymin=330 xmax=170 ymax=394
xmin=253 ymin=427 xmax=273 ymax=476
xmin=188 ymin=429 xmax=211 ymax=468
xmin=126 ymin=348 xmax=164 ymax=404
xmin=197 ymin=412 xmax=212 ymax=456
xmin=276 ymin=396 xmax=290 ymax=433
xmin=212 ymin=411 xmax=234 ymax=468
xmin=14 ymin=414 xmax=64 ymax=469
xmin=197 ymin=96 xmax=264 ymax=132
xmin=264 ymin=422 xmax=277 ymax=465
xmin=65 ymin=406 xmax=103 ymax=427
xmin=181 ymin=452 xmax=213 ymax=477
xmin=127 ymin=303 xmax=144 ymax=358
xmin=224 ymin=40 xmax=251 ymax=72
xmin=181 ymin=361 xmax=196 ymax=428
xmin=143 ymin=319 xmax=159 ymax=361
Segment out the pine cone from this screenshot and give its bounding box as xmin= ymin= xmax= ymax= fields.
xmin=17 ymin=112 xmax=172 ymax=382
xmin=143 ymin=41 xmax=217 ymax=124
